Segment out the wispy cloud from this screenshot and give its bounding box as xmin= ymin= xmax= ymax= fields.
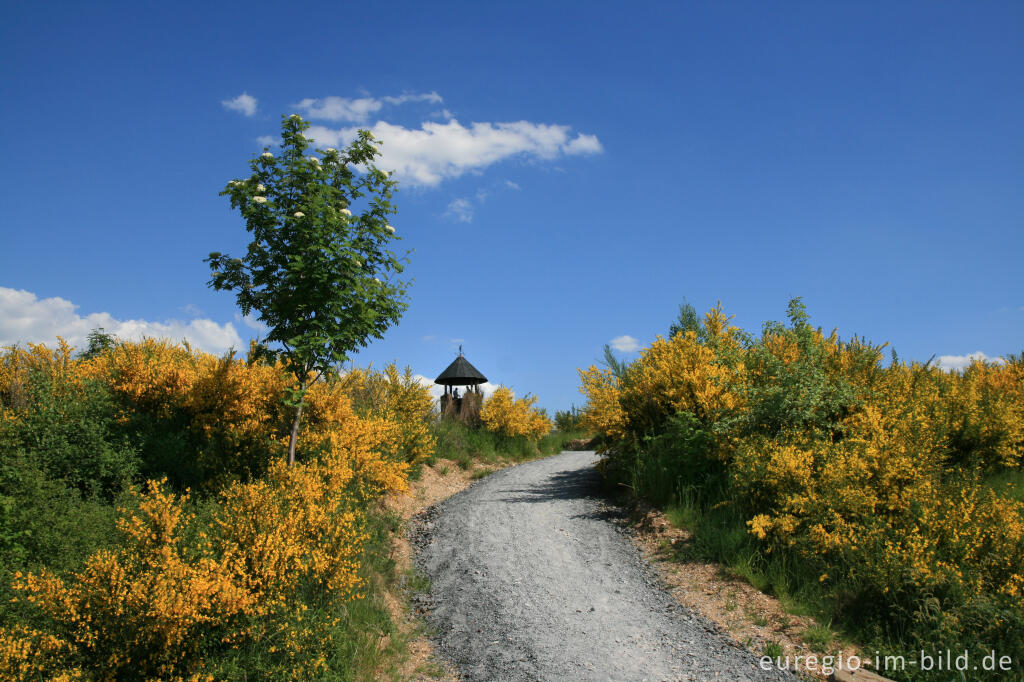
xmin=306 ymin=118 xmax=603 ymax=187
xmin=256 ymin=135 xmax=276 ymax=147
xmin=381 ymin=92 xmax=443 ymax=106
xmin=421 ymin=335 xmax=467 ymax=352
xmin=609 ymin=335 xmax=641 ymax=353
xmin=222 ymin=92 xmax=258 ymax=117
xmin=0 ymin=287 xmax=242 ymax=355
xmin=443 ymin=198 xmax=474 ymax=223
xmin=935 ymin=351 xmax=1005 ymax=371
xmin=293 ymin=91 xmax=443 ymax=123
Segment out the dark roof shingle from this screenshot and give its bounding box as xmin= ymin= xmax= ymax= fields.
xmin=435 ymin=355 xmax=488 ymax=385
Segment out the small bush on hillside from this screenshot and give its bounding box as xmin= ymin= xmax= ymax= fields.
xmin=0 ymin=342 xmax=138 ymax=499
xmin=553 ymin=406 xmax=584 ymax=433
xmin=481 ymin=387 xmax=551 ymax=440
xmin=336 ymin=363 xmax=436 ymax=467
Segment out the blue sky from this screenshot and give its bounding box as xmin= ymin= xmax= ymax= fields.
xmin=1 ymin=1 xmax=1022 ymax=413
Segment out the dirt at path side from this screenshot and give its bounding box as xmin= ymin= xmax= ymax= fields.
xmin=410 ymin=451 xmax=795 ymax=682
xmin=627 ymin=503 xmax=875 ymax=680
xmin=381 ymin=459 xmax=487 ymax=681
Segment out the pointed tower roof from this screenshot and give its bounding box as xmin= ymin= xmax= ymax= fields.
xmin=434 ymin=351 xmax=488 ymax=386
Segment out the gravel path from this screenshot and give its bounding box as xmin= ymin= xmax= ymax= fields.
xmin=410 ymin=451 xmax=794 ymax=681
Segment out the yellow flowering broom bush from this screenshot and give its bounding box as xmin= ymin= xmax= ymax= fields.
xmin=577 ymin=366 xmax=626 ymax=449
xmin=5 ymin=451 xmax=379 ymax=679
xmin=481 ymin=386 xmax=551 ymax=441
xmin=579 ymin=299 xmax=1024 ymax=668
xmin=616 ymin=306 xmax=746 ymax=447
xmin=0 ymin=338 xmax=419 ymax=679
xmin=79 ymin=338 xmax=290 ymax=490
xmin=335 ymin=363 xmax=436 ymax=467
xmin=0 ymin=340 xmax=78 ymax=411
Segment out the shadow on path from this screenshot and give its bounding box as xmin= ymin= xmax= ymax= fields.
xmin=497 ymin=458 xmax=624 ymax=524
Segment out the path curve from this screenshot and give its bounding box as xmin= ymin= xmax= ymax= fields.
xmin=411 ymin=451 xmax=793 ymax=681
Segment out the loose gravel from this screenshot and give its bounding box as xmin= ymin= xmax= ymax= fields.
xmin=410 ymin=451 xmax=794 ymax=681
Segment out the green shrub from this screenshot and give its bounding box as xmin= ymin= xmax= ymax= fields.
xmin=0 ymin=367 xmax=138 ymax=500
xmin=553 ymin=407 xmax=584 ymax=433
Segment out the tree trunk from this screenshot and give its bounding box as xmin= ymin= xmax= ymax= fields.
xmin=287 ymin=398 xmax=305 ymax=466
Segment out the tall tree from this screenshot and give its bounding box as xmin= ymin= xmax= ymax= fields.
xmin=207 ymin=114 xmax=410 ymax=464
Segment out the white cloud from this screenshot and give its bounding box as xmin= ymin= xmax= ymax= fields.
xmin=294 ymin=91 xmax=443 ymax=123
xmin=222 ymin=92 xmax=258 ymax=117
xmin=413 ymin=374 xmax=498 ymax=404
xmin=413 ymin=374 xmax=442 ymax=401
xmin=294 ymin=96 xmax=383 ymax=123
xmin=305 ymin=118 xmax=603 ymax=187
xmin=609 ymin=335 xmax=641 ymax=353
xmin=564 ymin=133 xmax=603 ymax=155
xmin=381 ymin=92 xmax=443 ymax=106
xmin=935 ymin=351 xmax=1005 ymax=371
xmin=444 ymin=198 xmax=474 ymax=223
xmin=0 ymin=287 xmax=243 ymax=355
xmin=235 ymin=312 xmax=268 ymax=333
xmin=181 ymin=303 xmax=203 ymax=317
xmin=256 ymin=135 xmax=276 ymax=147
xmin=505 ymin=180 xmax=521 ymax=190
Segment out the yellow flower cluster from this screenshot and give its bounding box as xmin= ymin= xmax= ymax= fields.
xmin=480 ymin=386 xmax=551 ymax=440
xmin=2 ymin=339 xmax=435 ymax=489
xmin=1 ymin=340 xmax=82 ymax=420
xmin=577 ymin=366 xmax=626 ymax=448
xmin=577 ymin=301 xmax=1024 ymax=628
xmin=0 ymin=338 xmax=428 ymax=678
xmin=77 ymin=338 xmax=290 ymax=487
xmin=733 ymin=387 xmax=1024 ymax=602
xmin=295 ymin=379 xmax=410 ymax=498
xmin=334 ymin=363 xmax=436 ymax=466
xmin=617 ymin=313 xmax=746 ymax=442
xmin=578 ymin=305 xmax=746 ymax=455
xmin=0 ymin=625 xmax=82 ymax=681
xmin=2 ymin=410 xmax=397 ymax=678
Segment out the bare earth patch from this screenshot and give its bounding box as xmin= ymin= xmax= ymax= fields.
xmin=627 ymin=500 xmax=878 ymax=680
